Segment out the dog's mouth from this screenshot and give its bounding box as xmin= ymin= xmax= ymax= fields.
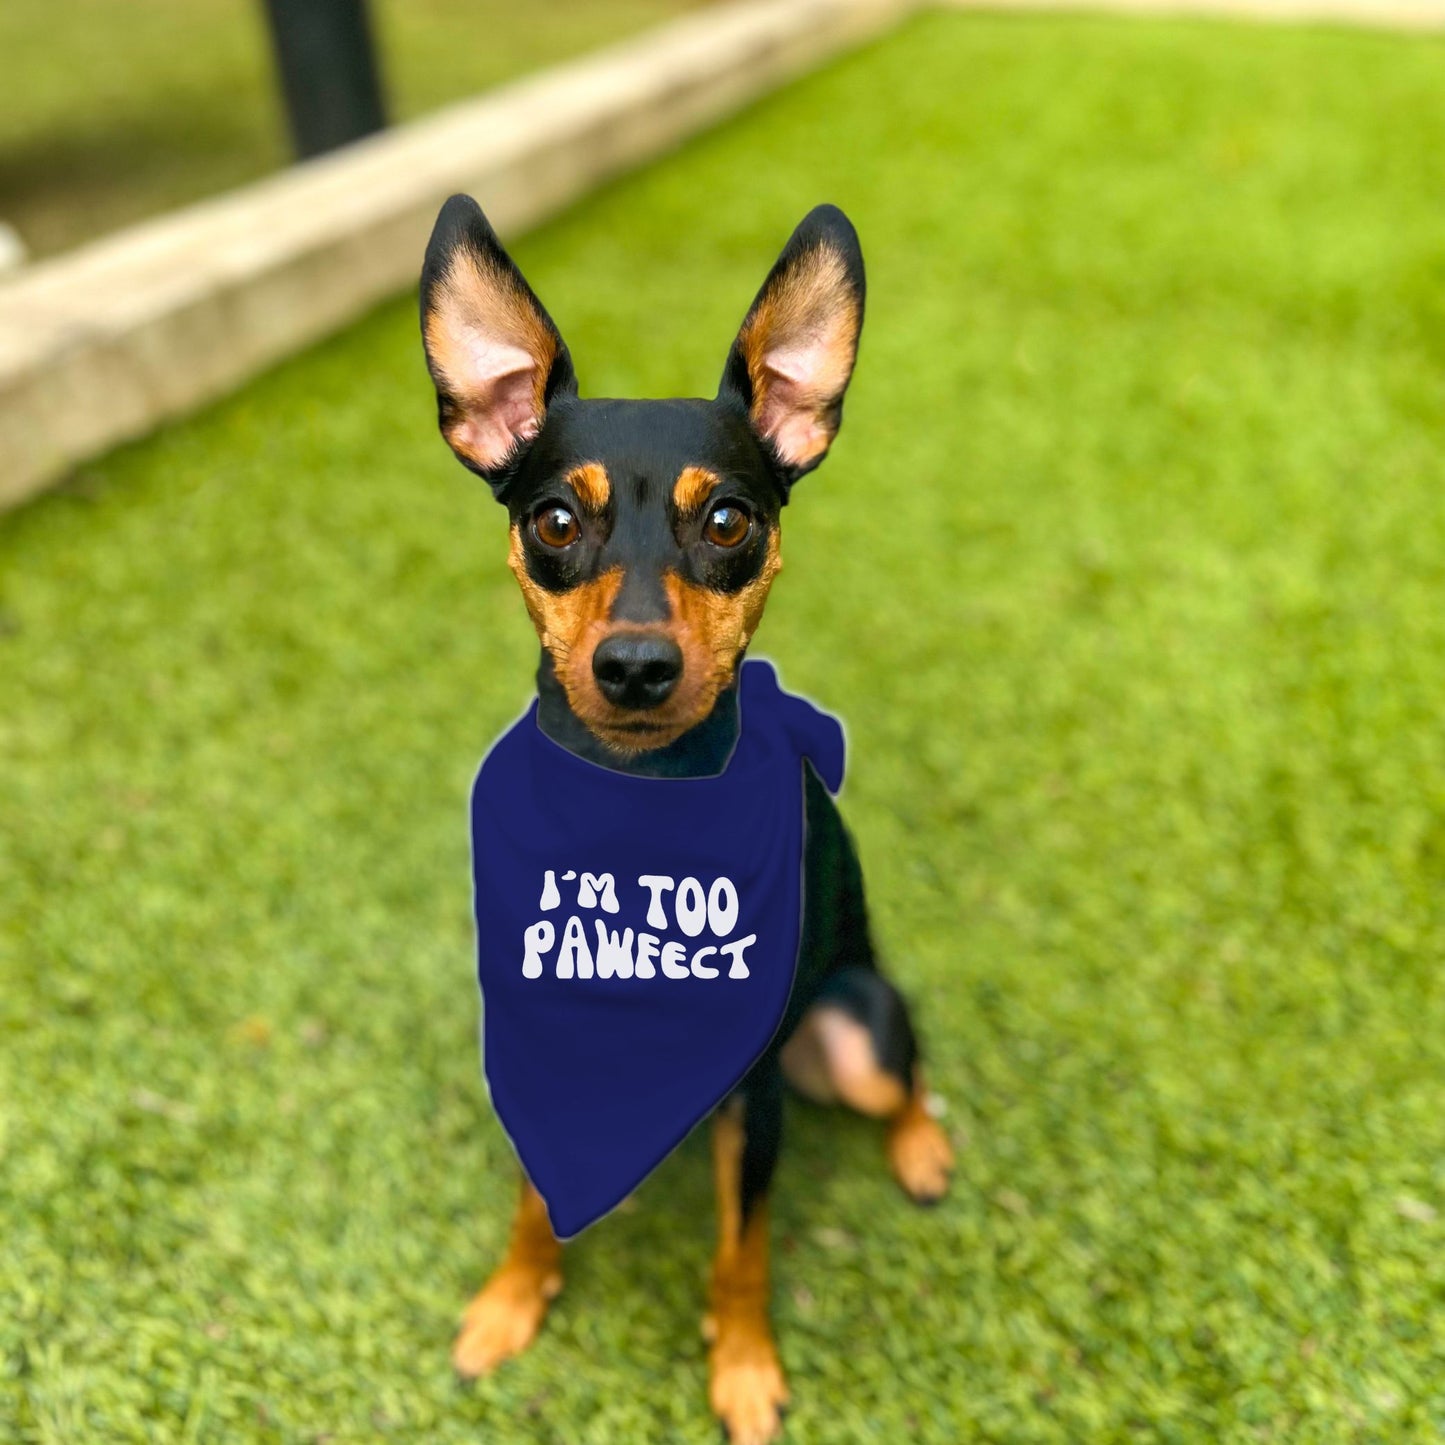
xmin=559 ymin=628 xmax=736 ymax=754
xmin=576 ymin=691 xmax=724 ymax=754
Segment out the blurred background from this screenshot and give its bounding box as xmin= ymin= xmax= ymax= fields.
xmin=4 ymin=2 xmax=1445 ymax=1442
xmin=0 ymin=0 xmax=706 ymax=260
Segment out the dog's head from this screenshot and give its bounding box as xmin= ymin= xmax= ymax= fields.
xmin=420 ymin=195 xmax=865 ymax=752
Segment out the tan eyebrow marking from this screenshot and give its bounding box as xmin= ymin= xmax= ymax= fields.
xmin=673 ymin=464 xmax=723 ymax=515
xmin=567 ymin=462 xmax=611 ymax=512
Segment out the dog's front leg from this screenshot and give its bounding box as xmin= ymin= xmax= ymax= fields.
xmin=705 ymin=1062 xmax=788 ymax=1445
xmin=452 ymin=1173 xmax=563 ymax=1376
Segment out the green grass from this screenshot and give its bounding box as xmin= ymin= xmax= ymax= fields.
xmin=5 ymin=10 xmax=1445 ymax=1441
xmin=0 ymin=0 xmax=705 ymax=258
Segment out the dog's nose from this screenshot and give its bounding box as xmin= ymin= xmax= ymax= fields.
xmin=592 ymin=633 xmax=682 ymax=710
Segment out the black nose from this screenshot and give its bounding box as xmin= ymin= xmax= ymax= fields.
xmin=592 ymin=633 xmax=683 ymax=710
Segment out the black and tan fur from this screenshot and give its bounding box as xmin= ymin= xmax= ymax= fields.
xmin=421 ymin=194 xmax=953 ymax=1445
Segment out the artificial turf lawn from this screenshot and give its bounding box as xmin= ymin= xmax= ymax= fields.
xmin=5 ymin=8 xmax=1445 ymax=1441
xmin=0 ymin=0 xmax=706 ymax=258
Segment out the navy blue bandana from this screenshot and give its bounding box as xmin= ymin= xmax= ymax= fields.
xmin=469 ymin=659 xmax=844 ymax=1238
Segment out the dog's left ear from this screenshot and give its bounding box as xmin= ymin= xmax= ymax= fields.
xmin=719 ymin=204 xmax=865 ymax=488
xmin=420 ymin=194 xmax=577 ymax=492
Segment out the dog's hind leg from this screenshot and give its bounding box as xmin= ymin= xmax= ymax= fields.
xmin=452 ymin=1173 xmax=563 ymax=1376
xmin=706 ymin=1063 xmax=788 ymax=1445
xmin=781 ymin=967 xmax=954 ymax=1204
xmin=789 ymin=768 xmax=954 ymax=1203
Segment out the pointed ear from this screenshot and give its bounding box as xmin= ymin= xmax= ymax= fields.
xmin=718 ymin=204 xmax=865 ymax=487
xmin=420 ymin=194 xmax=577 ymax=490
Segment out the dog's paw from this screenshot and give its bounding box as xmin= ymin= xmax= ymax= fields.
xmin=708 ymin=1316 xmax=789 ymax=1445
xmin=452 ymin=1264 xmax=562 ymax=1377
xmin=887 ymin=1105 xmax=955 ymax=1205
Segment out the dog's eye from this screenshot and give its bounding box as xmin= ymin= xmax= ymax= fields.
xmin=704 ymin=504 xmax=751 ymax=549
xmin=532 ymin=505 xmax=580 ymax=549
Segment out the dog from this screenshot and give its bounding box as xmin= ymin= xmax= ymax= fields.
xmin=420 ymin=193 xmax=954 ymax=1445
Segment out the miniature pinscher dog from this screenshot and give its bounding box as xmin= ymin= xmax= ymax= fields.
xmin=420 ymin=194 xmax=954 ymax=1445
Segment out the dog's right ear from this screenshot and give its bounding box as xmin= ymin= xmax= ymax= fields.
xmin=420 ymin=194 xmax=576 ymax=491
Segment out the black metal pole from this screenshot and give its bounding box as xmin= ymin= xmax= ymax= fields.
xmin=261 ymin=0 xmax=387 ymax=160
